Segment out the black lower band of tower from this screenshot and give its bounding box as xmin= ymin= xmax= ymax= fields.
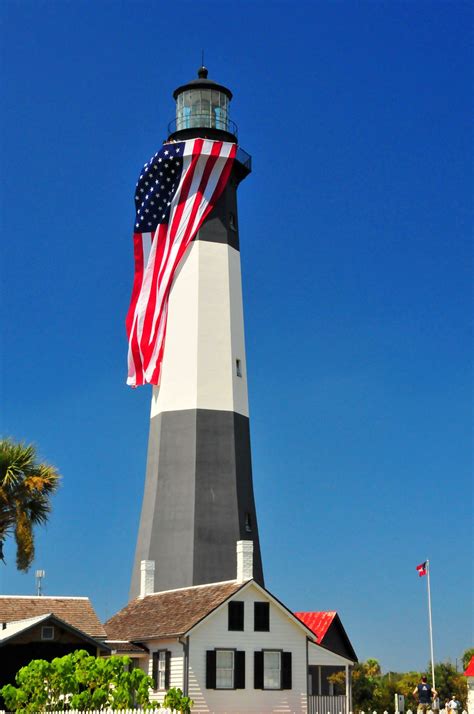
xmin=129 ymin=409 xmax=264 ymax=599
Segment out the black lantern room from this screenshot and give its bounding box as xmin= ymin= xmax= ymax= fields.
xmin=168 ymin=66 xmax=238 ymax=143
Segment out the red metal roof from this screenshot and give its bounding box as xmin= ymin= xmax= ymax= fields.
xmin=464 ymin=656 xmax=474 ymax=677
xmin=294 ymin=611 xmax=337 ymax=642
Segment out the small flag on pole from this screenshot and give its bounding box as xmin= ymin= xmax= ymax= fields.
xmin=416 ymin=561 xmax=427 ymax=577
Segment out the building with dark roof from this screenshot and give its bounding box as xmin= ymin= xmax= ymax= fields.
xmin=0 ymin=595 xmax=109 ymax=703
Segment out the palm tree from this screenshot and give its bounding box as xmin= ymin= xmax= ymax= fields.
xmin=0 ymin=438 xmax=60 ymax=570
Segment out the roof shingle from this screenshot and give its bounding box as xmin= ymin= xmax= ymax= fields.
xmin=0 ymin=596 xmax=106 ymax=639
xmin=105 ymin=581 xmax=244 ymax=641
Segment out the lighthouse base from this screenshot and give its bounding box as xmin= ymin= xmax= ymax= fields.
xmin=129 ymin=408 xmax=264 ymax=600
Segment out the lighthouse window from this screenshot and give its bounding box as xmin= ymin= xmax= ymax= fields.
xmin=236 ymin=359 xmax=242 ymax=378
xmin=245 ymin=512 xmax=252 ymax=532
xmin=176 ymin=88 xmax=229 ymax=132
xmin=229 ymin=212 xmax=237 ymax=231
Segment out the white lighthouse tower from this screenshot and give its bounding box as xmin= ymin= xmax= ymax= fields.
xmin=129 ymin=67 xmax=264 ymax=599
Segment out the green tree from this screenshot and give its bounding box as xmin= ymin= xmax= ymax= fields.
xmin=0 ymin=650 xmax=154 ymax=712
xmin=0 ymin=438 xmax=60 ymax=570
xmin=163 ymin=687 xmax=194 ymax=713
xmin=329 ymin=661 xmax=383 ymax=711
xmin=433 ymin=661 xmax=467 ymax=710
xmin=462 ymin=648 xmax=474 ymax=671
xmin=397 ymin=671 xmax=422 ymax=707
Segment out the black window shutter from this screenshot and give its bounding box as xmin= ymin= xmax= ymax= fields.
xmin=254 ymin=651 xmax=264 ymax=689
xmin=281 ymin=651 xmax=292 ymax=690
xmin=228 ymin=601 xmax=244 ymax=631
xmin=254 ymin=602 xmax=270 ymax=631
xmin=152 ymin=652 xmax=158 ymax=688
xmin=234 ymin=650 xmax=245 ymax=689
xmin=165 ymin=651 xmax=171 ymax=689
xmin=206 ymin=650 xmax=216 ymax=689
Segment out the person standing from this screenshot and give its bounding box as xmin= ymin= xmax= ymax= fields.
xmin=413 ymin=675 xmax=439 ymax=713
xmin=448 ymin=696 xmax=460 ymax=714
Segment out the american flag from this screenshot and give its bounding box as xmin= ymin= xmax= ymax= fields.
xmin=126 ymin=138 xmax=236 ymax=387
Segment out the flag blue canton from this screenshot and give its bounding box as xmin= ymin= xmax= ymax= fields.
xmin=134 ymin=142 xmax=184 ymax=231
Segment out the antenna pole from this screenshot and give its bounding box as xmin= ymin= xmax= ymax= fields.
xmin=35 ymin=569 xmax=45 ymax=596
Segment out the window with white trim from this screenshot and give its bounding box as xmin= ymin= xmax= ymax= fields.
xmin=152 ymin=649 xmax=170 ymax=690
xmin=216 ymin=649 xmax=234 ymax=689
xmin=254 ymin=649 xmax=292 ymax=690
xmin=157 ymin=650 xmax=167 ymax=689
xmin=41 ymin=625 xmax=54 ymax=640
xmin=264 ymin=650 xmax=281 ymax=689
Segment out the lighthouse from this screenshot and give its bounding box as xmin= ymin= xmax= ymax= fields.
xmin=129 ymin=67 xmax=264 ymax=599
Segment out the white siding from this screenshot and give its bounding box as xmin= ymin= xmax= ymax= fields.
xmin=308 ymin=641 xmax=354 ymax=667
xmin=187 ymin=583 xmax=308 ymax=713
xmin=150 ymin=241 xmax=249 ymax=417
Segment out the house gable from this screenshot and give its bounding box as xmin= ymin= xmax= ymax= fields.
xmin=322 ymin=615 xmax=357 ymax=661
xmin=0 ymin=613 xmax=109 ymax=652
xmin=185 ymin=580 xmax=316 ymax=640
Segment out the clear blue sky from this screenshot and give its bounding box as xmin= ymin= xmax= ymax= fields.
xmin=1 ymin=0 xmax=472 ymax=673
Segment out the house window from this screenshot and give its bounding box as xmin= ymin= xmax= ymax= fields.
xmin=264 ymin=651 xmax=281 ymax=689
xmin=41 ymin=625 xmax=54 ymax=640
xmin=254 ymin=650 xmax=292 ymax=690
xmin=216 ymin=650 xmax=234 ymax=689
xmin=206 ymin=650 xmax=245 ymax=689
xmin=228 ymin=601 xmax=244 ymax=631
xmin=254 ymin=601 xmax=270 ymax=631
xmin=236 ymin=359 xmax=242 ymax=377
xmin=152 ymin=650 xmax=170 ymax=690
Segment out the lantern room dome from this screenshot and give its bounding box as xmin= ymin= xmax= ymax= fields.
xmin=172 ymin=66 xmax=233 ymax=101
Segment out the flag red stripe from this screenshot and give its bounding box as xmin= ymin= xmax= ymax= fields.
xmin=125 ymin=232 xmax=145 ymax=337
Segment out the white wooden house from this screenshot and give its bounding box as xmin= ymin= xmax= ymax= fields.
xmin=106 ymin=542 xmax=356 ymax=714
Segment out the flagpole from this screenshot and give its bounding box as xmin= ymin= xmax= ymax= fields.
xmin=426 ymin=559 xmax=436 ymax=690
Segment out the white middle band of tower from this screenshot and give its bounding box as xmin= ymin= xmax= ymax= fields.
xmin=150 ymin=239 xmax=249 ymax=418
